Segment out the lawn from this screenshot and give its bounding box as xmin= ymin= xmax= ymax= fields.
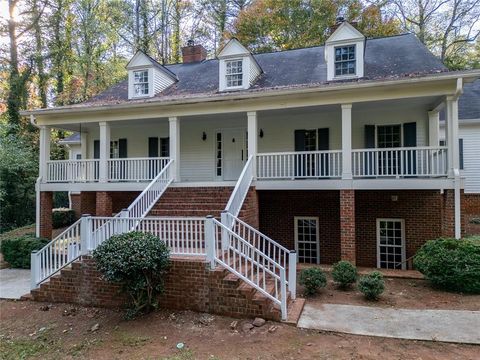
xmin=0 ymin=300 xmax=477 ymax=360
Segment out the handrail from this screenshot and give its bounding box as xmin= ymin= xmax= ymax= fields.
xmin=225 ymin=155 xmax=254 ymax=218
xmin=212 ymin=218 xmax=288 ymax=320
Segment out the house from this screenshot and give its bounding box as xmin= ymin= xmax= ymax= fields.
xmin=21 ymin=21 xmax=480 ymax=320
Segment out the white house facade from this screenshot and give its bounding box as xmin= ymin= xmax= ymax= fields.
xmin=22 ymin=21 xmax=480 ymax=321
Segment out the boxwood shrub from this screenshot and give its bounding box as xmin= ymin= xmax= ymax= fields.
xmin=414 ymin=237 xmax=480 ymax=294
xmin=331 ymin=260 xmax=357 ymax=289
xmin=299 ymin=267 xmax=327 ymax=296
xmin=52 ymin=208 xmax=76 ymax=229
xmin=0 ymin=234 xmax=49 ymax=268
xmin=93 ymin=231 xmax=170 ymax=318
xmin=358 ymin=271 xmax=385 ymax=300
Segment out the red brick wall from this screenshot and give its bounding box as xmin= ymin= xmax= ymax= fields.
xmin=110 ymin=191 xmax=141 ymax=214
xmin=258 ymin=190 xmax=341 ymax=264
xmin=31 ymin=256 xmax=281 ymax=321
xmin=239 ymin=187 xmax=259 ymax=228
xmin=40 ymin=192 xmax=53 ymax=239
xmin=70 ymin=194 xmax=81 ymax=218
xmin=80 ymin=192 xmax=97 ymax=216
xmin=441 ymin=190 xmax=455 ymax=238
xmin=340 ymin=190 xmax=356 ymax=264
xmin=355 ymin=190 xmax=446 ymax=267
xmin=96 ymin=192 xmax=113 ymax=217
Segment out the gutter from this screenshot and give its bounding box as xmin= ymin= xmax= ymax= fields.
xmin=20 ymin=69 xmax=480 ymax=117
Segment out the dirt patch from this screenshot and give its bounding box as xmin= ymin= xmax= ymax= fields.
xmin=300 ymin=275 xmax=480 ymax=311
xmin=0 ymin=300 xmax=478 ymax=360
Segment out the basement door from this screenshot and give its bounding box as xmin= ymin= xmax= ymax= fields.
xmin=222 ymin=128 xmax=246 ymax=181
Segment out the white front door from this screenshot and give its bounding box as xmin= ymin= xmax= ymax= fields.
xmin=222 ymin=128 xmax=246 ymax=181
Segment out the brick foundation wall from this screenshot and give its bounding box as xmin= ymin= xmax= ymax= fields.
xmin=239 ymin=187 xmax=259 ymax=228
xmin=355 ymin=190 xmax=446 ymax=267
xmin=441 ymin=190 xmax=455 ymax=238
xmin=80 ymin=192 xmax=97 ymax=216
xmin=110 ymin=192 xmax=141 ymax=214
xmin=340 ymin=190 xmax=356 ymax=264
xmin=70 ymin=194 xmax=81 ymax=218
xmin=96 ymin=192 xmax=113 ymax=217
xmin=463 ymin=194 xmax=480 ymax=236
xmin=31 ymin=256 xmax=280 ymax=320
xmin=40 ymin=192 xmax=53 ymax=239
xmin=258 ymin=190 xmax=341 ymax=264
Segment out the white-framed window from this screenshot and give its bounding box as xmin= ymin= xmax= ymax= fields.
xmin=294 ymin=217 xmax=320 ymax=264
xmin=376 ymin=219 xmax=406 ymax=270
xmin=334 ymin=45 xmax=356 ymax=76
xmin=225 ymin=59 xmax=243 ymax=88
xmin=133 ymin=69 xmax=149 ymax=96
xmin=377 ymin=125 xmax=401 ymax=148
xmin=110 ymin=140 xmax=119 ymax=159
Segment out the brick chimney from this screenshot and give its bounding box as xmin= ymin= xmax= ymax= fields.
xmin=181 ymin=40 xmax=207 ymax=63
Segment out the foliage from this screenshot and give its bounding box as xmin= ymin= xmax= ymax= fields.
xmin=52 ymin=208 xmax=76 ymax=229
xmin=0 ymin=234 xmax=49 ymax=269
xmin=331 ymin=261 xmax=357 ymax=289
xmin=92 ymin=232 xmax=170 ymax=318
xmin=414 ymin=237 xmax=480 ymax=294
xmin=299 ymin=267 xmax=327 ymax=296
xmin=358 ymin=271 xmax=385 ymax=300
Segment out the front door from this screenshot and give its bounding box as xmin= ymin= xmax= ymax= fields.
xmin=222 ymin=128 xmax=246 ymax=181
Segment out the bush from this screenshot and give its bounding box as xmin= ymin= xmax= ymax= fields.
xmin=0 ymin=234 xmax=49 ymax=268
xmin=414 ymin=237 xmax=480 ymax=294
xmin=52 ymin=208 xmax=76 ymax=229
xmin=358 ymin=271 xmax=385 ymax=300
xmin=332 ymin=261 xmax=357 ymax=289
xmin=299 ymin=267 xmax=327 ymax=296
xmin=92 ymin=232 xmax=170 ymax=318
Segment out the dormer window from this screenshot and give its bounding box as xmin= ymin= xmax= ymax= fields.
xmin=133 ymin=70 xmax=149 ymax=96
xmin=226 ymin=59 xmax=243 ymax=88
xmin=335 ymin=45 xmax=356 ymax=76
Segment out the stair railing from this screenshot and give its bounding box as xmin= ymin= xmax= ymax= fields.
xmin=224 ymin=155 xmax=254 ymax=221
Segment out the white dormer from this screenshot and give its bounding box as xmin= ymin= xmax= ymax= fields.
xmin=126 ymin=51 xmax=177 ymax=99
xmin=325 ymin=21 xmax=365 ymax=81
xmin=218 ymin=38 xmax=262 ymax=92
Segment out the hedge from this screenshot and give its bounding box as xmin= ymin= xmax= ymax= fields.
xmin=0 ymin=234 xmax=49 ymax=268
xmin=52 ymin=208 xmax=76 ymax=229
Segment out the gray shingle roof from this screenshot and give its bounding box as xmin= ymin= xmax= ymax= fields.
xmin=83 ymin=33 xmax=446 ymax=106
xmin=458 ymin=79 xmax=480 ymax=120
xmin=60 ymin=132 xmax=81 ymax=143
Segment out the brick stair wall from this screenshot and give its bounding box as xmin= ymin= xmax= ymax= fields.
xmin=31 ymin=255 xmax=284 ymax=321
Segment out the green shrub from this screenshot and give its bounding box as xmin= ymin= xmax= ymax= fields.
xmin=299 ymin=267 xmax=327 ymax=296
xmin=358 ymin=271 xmax=385 ymax=300
xmin=414 ymin=237 xmax=480 ymax=294
xmin=92 ymin=232 xmax=170 ymax=318
xmin=52 ymin=208 xmax=76 ymax=229
xmin=0 ymin=234 xmax=49 ymax=268
xmin=332 ymin=261 xmax=357 ymax=289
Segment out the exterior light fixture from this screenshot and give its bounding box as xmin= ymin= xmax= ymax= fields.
xmin=202 ymin=132 xmax=207 ymax=141
xmin=259 ymin=129 xmax=264 ymax=138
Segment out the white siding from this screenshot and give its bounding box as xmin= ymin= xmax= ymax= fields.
xmin=153 ymin=68 xmax=176 ymax=93
xmin=249 ymin=58 xmax=261 ymax=85
xmin=440 ymin=122 xmax=480 ymax=193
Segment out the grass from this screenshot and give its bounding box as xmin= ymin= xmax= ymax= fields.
xmin=0 ymin=224 xmax=35 ymax=241
xmin=0 ymin=333 xmax=59 ymax=360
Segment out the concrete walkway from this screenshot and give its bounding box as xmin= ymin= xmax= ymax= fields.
xmin=0 ymin=269 xmax=31 ymax=299
xmin=298 ymin=303 xmax=480 ymax=344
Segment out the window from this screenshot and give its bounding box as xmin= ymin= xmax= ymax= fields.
xmin=110 ymin=140 xmax=119 ymax=159
xmin=133 ymin=70 xmax=149 ymax=96
xmin=377 ymin=125 xmax=401 ymax=148
xmin=160 ymin=137 xmax=170 ymax=158
xmin=225 ymin=60 xmax=243 ymax=88
xmin=334 ymin=45 xmax=356 ymax=76
xmin=459 ymin=138 xmax=464 ymax=170
xmin=377 ymin=219 xmax=405 ymax=270
xmin=75 ymin=154 xmax=82 ymax=160
xmin=295 ymin=217 xmax=320 ymax=264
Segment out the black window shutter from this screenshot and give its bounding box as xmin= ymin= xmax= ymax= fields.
xmin=459 ymin=138 xmax=464 ymax=170
xmin=93 ymin=140 xmax=100 ymax=159
xmin=119 ymin=138 xmax=127 ymax=158
xmin=403 ymin=122 xmax=417 ymax=147
xmin=364 ymin=125 xmax=375 ymax=148
xmin=317 ymin=128 xmax=329 ymax=150
xmin=148 ymin=137 xmax=159 ymax=157
xmin=160 ymin=137 xmax=170 ymax=157
xmin=294 ymin=130 xmax=306 ymax=151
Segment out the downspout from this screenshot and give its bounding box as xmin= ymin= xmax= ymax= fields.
xmin=453 ymin=78 xmax=463 ymax=239
xmin=30 ymin=115 xmax=42 ymax=237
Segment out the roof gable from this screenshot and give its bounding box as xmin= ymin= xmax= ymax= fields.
xmin=326 ymin=21 xmax=365 ymax=43
xmin=218 ymin=38 xmax=251 ymax=58
xmin=127 ymin=51 xmax=154 ymax=68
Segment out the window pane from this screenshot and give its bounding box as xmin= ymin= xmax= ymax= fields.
xmin=334 ymin=45 xmax=356 ymax=76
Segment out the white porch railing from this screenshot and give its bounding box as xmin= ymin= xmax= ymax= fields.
xmin=224 ymin=155 xmax=254 ymax=218
xmin=352 ymin=146 xmax=448 ymax=178
xmin=256 ymin=150 xmax=342 ymax=179
xmin=108 ymin=157 xmax=170 ymax=182
xmin=30 ymin=219 xmax=82 ymax=288
xmin=46 ymin=159 xmax=99 ymax=182
xmin=211 ymin=217 xmax=288 ymax=320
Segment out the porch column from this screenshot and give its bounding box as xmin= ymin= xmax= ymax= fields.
xmin=428 ymin=111 xmax=440 ymax=147
xmin=80 ymin=131 xmax=88 ymax=159
xmin=39 ymin=125 xmax=51 ymax=180
xmin=247 ymin=111 xmax=258 ymax=178
xmin=169 ymin=116 xmax=180 ymax=182
xmin=98 ymin=122 xmax=110 ymax=182
xmin=340 ymin=189 xmax=356 ymax=264
xmin=341 ymin=104 xmax=352 ymax=180
xmin=446 ymin=96 xmax=461 ymax=239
